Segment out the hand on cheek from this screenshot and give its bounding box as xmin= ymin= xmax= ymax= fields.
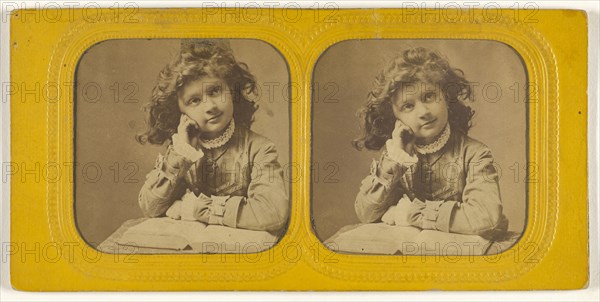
xmin=385 ymin=120 xmax=418 ymax=165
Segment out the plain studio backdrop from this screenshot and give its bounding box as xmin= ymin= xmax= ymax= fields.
xmin=311 ymin=40 xmax=527 ymax=241
xmin=75 ymin=39 xmax=290 ymax=247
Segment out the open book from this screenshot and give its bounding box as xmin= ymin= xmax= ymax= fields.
xmin=116 ymin=218 xmax=278 ymax=253
xmin=325 ymin=223 xmax=492 ymax=255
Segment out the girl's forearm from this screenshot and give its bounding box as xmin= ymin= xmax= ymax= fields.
xmin=408 ymin=198 xmax=504 ymax=236
xmin=138 ymin=146 xmax=192 ymax=217
xmin=354 ymin=155 xmax=408 ymax=223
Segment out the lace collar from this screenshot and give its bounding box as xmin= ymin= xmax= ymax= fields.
xmin=199 ymin=119 xmax=235 ymax=150
xmin=415 ymin=123 xmax=451 ymax=155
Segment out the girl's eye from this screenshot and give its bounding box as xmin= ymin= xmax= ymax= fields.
xmin=206 ymin=85 xmax=222 ymax=96
xmin=423 ymin=92 xmax=436 ymax=102
xmin=189 ymin=97 xmax=202 ymax=105
xmin=400 ymin=103 xmax=414 ymax=112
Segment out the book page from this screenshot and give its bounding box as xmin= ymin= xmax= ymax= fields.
xmin=116 ymin=218 xmax=207 ymax=250
xmin=325 ymin=223 xmax=422 ymax=255
xmin=188 ymin=225 xmax=279 ymax=253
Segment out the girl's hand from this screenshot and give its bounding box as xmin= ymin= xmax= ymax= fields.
xmin=384 ymin=120 xmax=418 ymax=165
xmin=381 ymin=195 xmax=413 ymax=226
xmin=394 ymin=195 xmax=413 ymax=226
xmin=381 ymin=205 xmax=397 ymax=225
xmin=390 ymin=120 xmax=416 ymax=156
xmin=166 ymin=200 xmax=182 ymax=220
xmin=171 ymin=114 xmax=204 ymax=162
xmin=176 ymin=114 xmax=200 ymax=148
xmin=179 ymin=189 xmax=211 ymax=221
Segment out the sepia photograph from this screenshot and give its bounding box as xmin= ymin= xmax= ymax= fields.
xmin=311 ymin=40 xmax=527 ymax=256
xmin=74 ymin=39 xmax=291 ymax=254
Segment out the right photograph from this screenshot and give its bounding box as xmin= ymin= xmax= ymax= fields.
xmin=311 ymin=40 xmax=527 ymax=256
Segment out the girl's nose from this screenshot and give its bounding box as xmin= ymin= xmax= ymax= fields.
xmin=416 ymin=102 xmax=431 ymax=119
xmin=203 ymin=97 xmax=219 ymax=113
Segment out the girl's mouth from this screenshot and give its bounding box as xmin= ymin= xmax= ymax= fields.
xmin=207 ymin=113 xmax=223 ymax=123
xmin=421 ymin=118 xmax=437 ymax=128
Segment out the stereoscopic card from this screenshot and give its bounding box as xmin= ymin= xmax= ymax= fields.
xmin=8 ymin=8 xmax=588 ymax=290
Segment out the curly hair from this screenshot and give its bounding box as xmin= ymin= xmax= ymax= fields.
xmin=136 ymin=39 xmax=258 ymax=146
xmin=352 ymin=47 xmax=475 ymax=151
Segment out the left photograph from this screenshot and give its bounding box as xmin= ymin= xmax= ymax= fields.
xmin=74 ymin=39 xmax=291 ymax=254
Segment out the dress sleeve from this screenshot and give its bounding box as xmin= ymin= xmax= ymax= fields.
xmin=206 ymin=140 xmax=290 ymax=232
xmin=407 ymin=147 xmax=506 ymax=236
xmin=354 ymin=150 xmax=417 ymax=223
xmin=138 ymin=144 xmax=193 ymax=218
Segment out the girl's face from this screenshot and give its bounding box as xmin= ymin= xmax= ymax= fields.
xmin=391 ymin=81 xmax=449 ymax=145
xmin=177 ymin=76 xmax=234 ymax=140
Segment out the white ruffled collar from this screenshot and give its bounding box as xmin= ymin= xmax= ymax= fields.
xmin=415 ymin=123 xmax=451 ymax=155
xmin=199 ymin=119 xmax=235 ymax=150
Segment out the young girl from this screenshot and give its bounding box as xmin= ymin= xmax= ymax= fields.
xmin=135 ymin=39 xmax=289 ymax=233
xmin=353 ymin=47 xmax=508 ymax=238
